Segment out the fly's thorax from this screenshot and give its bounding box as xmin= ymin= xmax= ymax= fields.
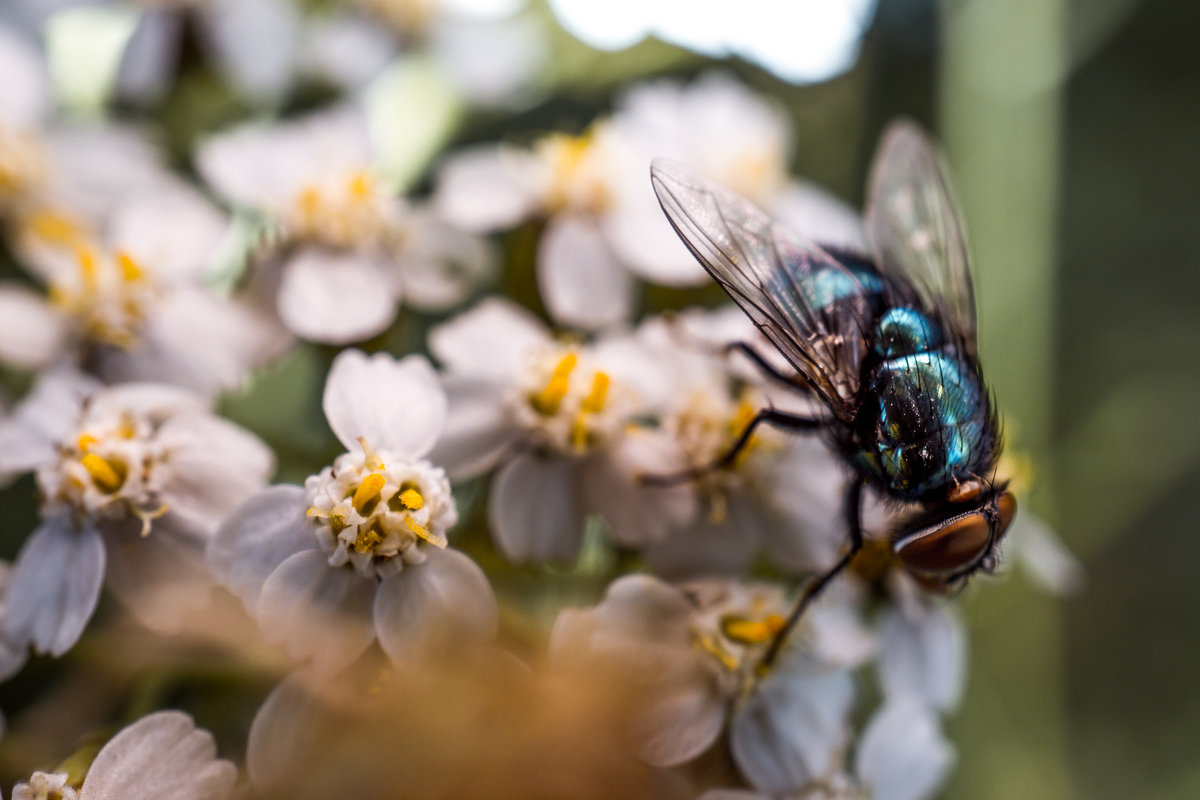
xmin=285 ymin=168 xmax=403 ymax=252
xmin=859 ymin=345 xmax=993 ymax=499
xmin=304 ymin=442 xmax=457 ymax=579
xmin=48 ymin=246 xmax=159 ymax=349
xmin=38 ymin=407 xmax=168 ymax=530
xmin=510 ymin=345 xmax=628 ymax=456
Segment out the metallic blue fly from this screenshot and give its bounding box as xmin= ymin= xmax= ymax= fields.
xmin=649 ymin=120 xmax=1016 ymax=667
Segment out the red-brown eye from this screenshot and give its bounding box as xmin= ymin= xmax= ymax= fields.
xmin=894 ymin=512 xmax=994 ymax=577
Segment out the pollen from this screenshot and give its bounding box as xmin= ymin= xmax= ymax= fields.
xmin=581 ymin=371 xmax=610 ymax=414
xmin=81 ymin=453 xmax=126 ymax=494
xmin=721 ymin=613 xmax=785 ymax=645
xmin=352 ymin=473 xmax=387 ymax=514
xmin=693 ymin=630 xmax=740 ymax=672
xmin=25 ymin=210 xmax=84 ymax=247
xmin=347 ymin=170 xmax=373 ymax=200
xmin=353 ymin=524 xmax=385 ymax=554
xmin=76 ymin=433 xmax=98 ymax=452
xmin=399 ymin=487 xmax=424 ymax=510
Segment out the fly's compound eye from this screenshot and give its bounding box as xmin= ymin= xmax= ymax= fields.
xmin=893 ymin=491 xmax=1017 ymax=580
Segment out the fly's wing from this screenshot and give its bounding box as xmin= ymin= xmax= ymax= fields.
xmin=651 ymin=158 xmax=878 ymax=422
xmin=866 ymin=120 xmax=978 ymax=350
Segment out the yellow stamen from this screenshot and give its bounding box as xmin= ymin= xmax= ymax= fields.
xmin=403 ymin=515 xmax=446 ymax=549
xmin=399 ymin=488 xmax=424 ymax=510
xmin=76 ymin=433 xmax=98 ymax=452
xmin=352 ymin=473 xmax=386 ymax=514
xmin=581 ymin=371 xmax=610 ymax=414
xmin=297 ymin=186 xmax=321 ymax=220
xmin=347 ymin=171 xmax=373 ymax=200
xmin=694 ymin=630 xmax=739 ymax=672
xmin=75 ymin=247 xmax=99 ymax=286
xmin=721 ymin=614 xmax=785 ymax=646
xmin=531 ymin=352 xmax=578 ymax=415
xmin=81 ymin=453 xmax=125 ymax=493
xmin=116 ymin=251 xmax=143 ymax=282
xmin=26 ymin=210 xmax=83 ymax=246
xmin=353 ymin=524 xmax=385 ymax=554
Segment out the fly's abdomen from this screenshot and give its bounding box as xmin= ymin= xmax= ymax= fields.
xmin=860 ymin=309 xmax=993 ymax=498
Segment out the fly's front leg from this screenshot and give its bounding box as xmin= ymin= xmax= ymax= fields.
xmin=725 ymin=342 xmax=811 ymax=392
xmin=760 ymin=476 xmax=866 ymax=670
xmin=639 ymin=408 xmax=822 ymax=486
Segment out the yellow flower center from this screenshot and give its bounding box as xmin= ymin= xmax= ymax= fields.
xmin=528 ymin=351 xmax=613 ymax=454
xmin=538 ymin=128 xmax=613 ymax=215
xmin=290 ymin=169 xmax=395 ymax=250
xmin=48 ymin=246 xmax=155 ymax=349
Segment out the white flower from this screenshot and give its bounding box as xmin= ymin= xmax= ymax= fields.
xmin=0 ymin=369 xmax=274 ymax=656
xmin=9 ymin=711 xmax=236 ymax=800
xmin=875 ymin=591 xmax=967 ymax=714
xmin=0 ymin=182 xmax=287 ymax=394
xmin=429 ymin=297 xmax=695 ymax=563
xmin=197 ymin=104 xmax=492 ymax=344
xmin=550 ymin=575 xmax=872 ymax=779
xmin=698 ymin=698 xmax=954 ymax=800
xmin=208 ymin=349 xmax=497 ymax=674
xmin=434 ymin=72 xmax=864 ymax=329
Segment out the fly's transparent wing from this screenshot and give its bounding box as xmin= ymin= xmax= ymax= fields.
xmin=650 ymin=158 xmax=880 ymax=421
xmin=866 ymin=120 xmax=978 ymax=348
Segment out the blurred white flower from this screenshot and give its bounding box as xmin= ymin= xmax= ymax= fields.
xmin=0 ymin=182 xmax=287 ymax=394
xmin=550 ymin=575 xmax=872 ymax=782
xmin=698 ymin=698 xmax=954 ymax=800
xmin=0 ymin=369 xmax=274 ymax=656
xmin=197 ymin=104 xmax=492 ymax=344
xmin=435 ymin=73 xmax=863 ymax=329
xmin=9 ymin=710 xmax=236 ymax=800
xmin=209 ymin=349 xmax=497 ymax=674
xmin=428 ymin=297 xmax=696 ymax=562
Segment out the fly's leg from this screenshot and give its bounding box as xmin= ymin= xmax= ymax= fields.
xmin=639 ymin=408 xmax=823 ymax=486
xmin=725 ymin=342 xmax=812 ymax=392
xmin=759 ymin=476 xmax=866 ymax=670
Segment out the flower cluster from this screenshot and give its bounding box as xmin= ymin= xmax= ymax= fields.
xmin=0 ymin=5 xmax=1081 ymax=800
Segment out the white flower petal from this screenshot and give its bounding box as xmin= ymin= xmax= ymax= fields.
xmin=537 ymin=215 xmax=634 ymax=330
xmin=256 ymin=549 xmax=376 ymax=674
xmin=0 ymin=368 xmax=98 ymax=478
xmin=581 ymin=430 xmax=697 ymax=549
xmin=156 ymin=413 xmax=274 ymax=532
xmin=277 ymin=249 xmax=398 ymax=345
xmin=102 ymin=515 xmax=215 ymax=634
xmin=208 ymin=485 xmax=315 ymax=615
xmin=198 ymin=0 xmax=299 ymax=105
xmin=602 ymin=199 xmax=704 ymax=286
xmin=396 ymin=207 xmax=496 ymax=311
xmin=855 ymin=698 xmax=954 ymax=800
xmin=877 ymin=602 xmax=966 ymax=713
xmin=81 ymin=710 xmax=236 ymax=800
xmin=434 ymin=145 xmax=546 ymax=231
xmin=428 ymin=375 xmax=519 ymax=479
xmin=488 ymin=451 xmax=584 ymax=564
xmin=4 ymin=516 xmax=105 ymax=657
xmin=731 ymin=654 xmax=855 ymax=795
xmin=428 ymin=296 xmax=549 ymax=378
xmin=1008 ymin=512 xmax=1084 ymax=595
xmin=373 ymin=547 xmax=498 ymax=663
xmin=300 ymin=13 xmax=395 ymax=90
xmin=644 ymin=497 xmax=761 ymax=580
xmin=110 ymin=183 xmax=230 ymax=284
xmin=0 ymin=285 xmax=66 ymax=370
xmin=113 ymin=8 xmax=179 ymax=104
xmin=635 ymin=664 xmax=727 ymax=767
xmin=0 ymin=24 xmax=51 ymax=129
xmin=323 ymin=349 xmax=446 ymax=456
xmin=771 ymin=180 xmax=867 ymax=253
xmin=246 ymin=674 xmax=325 ymax=791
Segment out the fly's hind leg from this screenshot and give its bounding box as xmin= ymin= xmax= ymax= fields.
xmin=725 ymin=342 xmax=812 ymax=392
xmin=760 ymin=475 xmax=866 ymax=670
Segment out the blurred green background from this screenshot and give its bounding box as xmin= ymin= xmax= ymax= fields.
xmin=2 ymin=0 xmax=1199 ymax=797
